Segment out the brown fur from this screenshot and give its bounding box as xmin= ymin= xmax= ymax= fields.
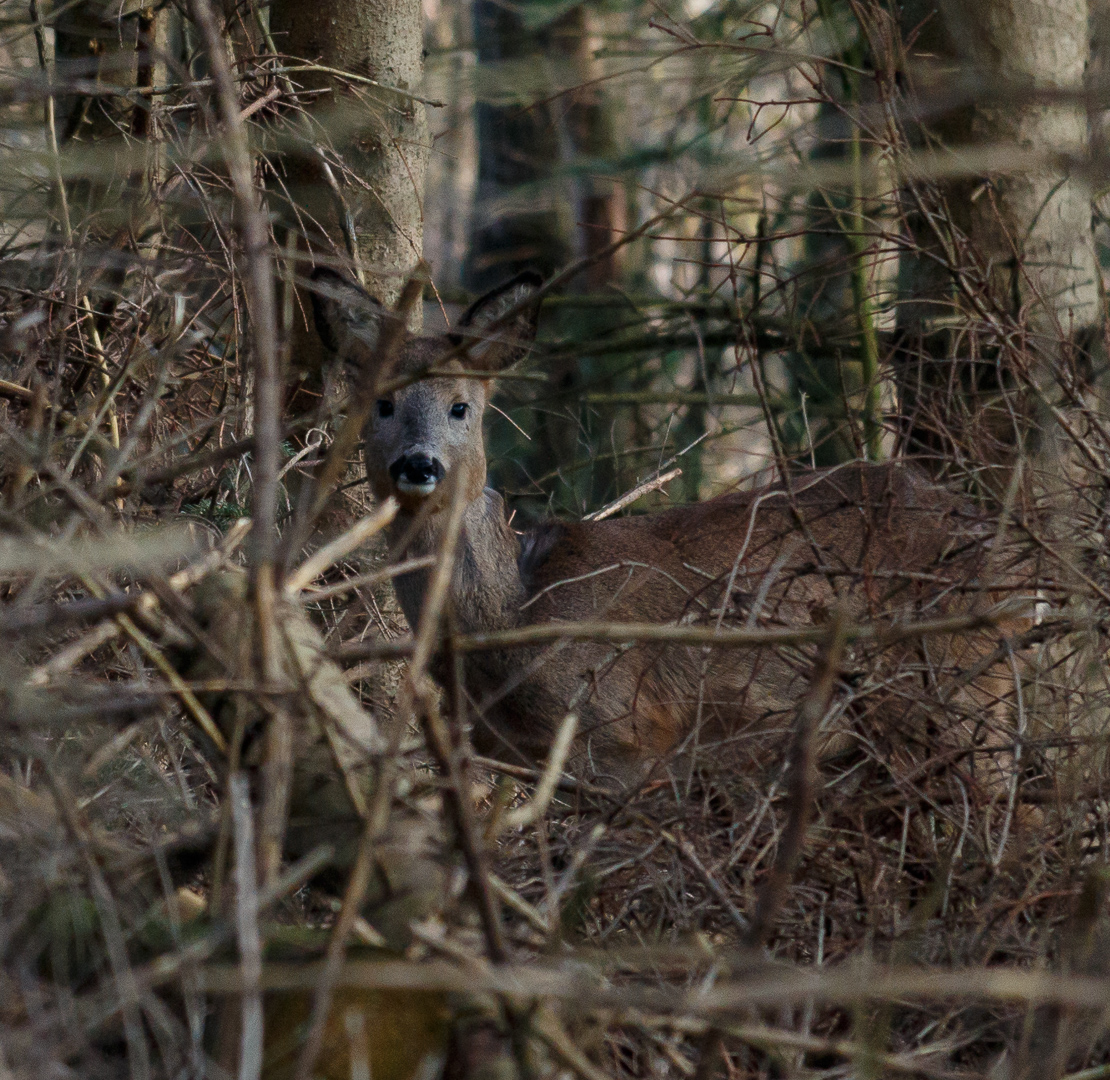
xmin=312 ymin=272 xmax=1030 ymax=787
xmin=478 ymin=462 xmax=1015 ymax=783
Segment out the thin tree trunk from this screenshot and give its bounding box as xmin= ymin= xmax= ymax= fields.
xmin=466 ymin=2 xmax=619 ymax=291
xmin=51 ymin=2 xmax=158 ymax=401
xmin=467 ymin=3 xmax=629 ymax=512
xmin=556 ymin=5 xmax=622 ymax=291
xmin=465 ymin=0 xmax=569 ymax=292
xmin=786 ymin=100 xmax=867 ymax=467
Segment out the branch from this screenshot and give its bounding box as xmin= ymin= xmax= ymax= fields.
xmin=332 ymin=601 xmax=1037 ymax=662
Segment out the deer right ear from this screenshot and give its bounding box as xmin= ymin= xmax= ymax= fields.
xmin=457 ymin=271 xmax=543 ymax=371
xmin=310 ymin=267 xmax=386 ymax=358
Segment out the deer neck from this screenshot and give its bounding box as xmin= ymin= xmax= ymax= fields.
xmin=389 ymin=488 xmax=524 ymax=635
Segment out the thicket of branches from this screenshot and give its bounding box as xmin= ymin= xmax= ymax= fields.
xmin=2 ymin=0 xmax=1110 ymax=1078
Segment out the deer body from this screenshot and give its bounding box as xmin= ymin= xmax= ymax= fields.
xmin=312 ymin=270 xmax=1015 ymax=785
xmin=391 ymin=464 xmax=993 ymax=783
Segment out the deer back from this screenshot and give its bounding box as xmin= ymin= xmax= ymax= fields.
xmin=470 ymin=460 xmax=1020 ymax=782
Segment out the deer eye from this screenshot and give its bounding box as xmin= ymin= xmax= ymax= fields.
xmin=376 ymin=400 xmax=394 ymax=419
xmin=450 ymin=402 xmax=468 ymax=420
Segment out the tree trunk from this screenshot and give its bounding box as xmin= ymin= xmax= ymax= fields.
xmin=269 ymin=0 xmax=429 ymax=397
xmin=894 ymin=0 xmax=1099 ymax=483
xmin=467 ymin=2 xmax=627 ymax=514
xmin=465 ymin=0 xmax=569 ymax=291
xmin=893 ymin=0 xmax=1106 ymax=827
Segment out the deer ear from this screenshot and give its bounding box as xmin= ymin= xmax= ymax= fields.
xmin=457 ymin=271 xmax=543 ymax=371
xmin=310 ymin=267 xmax=386 ymax=358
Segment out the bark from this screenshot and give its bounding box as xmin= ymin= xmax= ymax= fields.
xmin=269 ymin=0 xmax=430 ymax=397
xmin=895 ymin=0 xmax=1100 ymax=478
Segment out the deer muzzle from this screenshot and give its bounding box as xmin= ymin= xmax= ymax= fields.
xmin=390 ymin=453 xmax=445 ymax=496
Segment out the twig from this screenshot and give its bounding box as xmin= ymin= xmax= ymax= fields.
xmin=472 ymin=754 xmax=609 ymax=797
xmin=292 ymin=471 xmax=472 ymax=1080
xmin=283 ymin=497 xmax=397 ymax=594
xmin=333 ymin=601 xmax=1037 ymax=661
xmin=487 ymin=873 xmax=551 ymax=936
xmin=83 ymin=845 xmax=335 ymax=1035
xmin=230 ymin=774 xmax=263 ymax=1080
xmin=195 ymin=957 xmax=1110 ymax=1012
xmin=583 ymin=467 xmax=682 ymax=522
xmin=287 ymin=805 xmax=382 ymax=1080
xmin=990 ymin=641 xmax=1027 ymax=869
xmin=69 ymin=575 xmax=229 ymax=755
xmin=279 ymin=268 xmax=424 ymax=571
xmin=185 ymin=3 xmax=280 ymax=565
xmin=25 ymin=519 xmax=249 ymax=686
xmin=187 ymin=0 xmax=288 ymax=885
xmin=28 ymin=0 xmax=71 ymax=238
xmin=374 ymin=208 xmax=689 ymax=394
xmin=500 ymin=710 xmax=579 ymax=830
xmin=45 ymin=769 xmax=152 ymax=1080
xmin=664 ymin=829 xmax=749 ymax=936
xmin=268 ymin=60 xmax=447 ymax=107
xmin=0 ymin=379 xmax=117 ymax=460
xmin=414 ymin=476 xmax=510 ymax=960
xmin=584 ymin=391 xmax=761 ymax=407
xmin=533 ymin=1006 xmax=616 ymax=1080
xmin=108 ymin=435 xmax=257 ymax=500
xmin=300 ymin=553 xmax=435 ymax=602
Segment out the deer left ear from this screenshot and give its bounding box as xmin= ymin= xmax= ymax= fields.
xmin=310 ymin=267 xmax=388 ymax=359
xmin=456 ymin=271 xmax=543 ymax=371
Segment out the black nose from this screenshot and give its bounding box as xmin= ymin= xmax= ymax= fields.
xmin=389 ymin=454 xmax=445 ymax=486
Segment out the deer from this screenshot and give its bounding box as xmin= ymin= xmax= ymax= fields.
xmin=311 ymin=268 xmax=1032 ymax=789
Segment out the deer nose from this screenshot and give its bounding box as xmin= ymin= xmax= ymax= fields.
xmin=390 ymin=453 xmax=445 ymax=495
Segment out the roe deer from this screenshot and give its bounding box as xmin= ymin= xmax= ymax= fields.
xmin=313 ymin=269 xmax=1030 ymax=788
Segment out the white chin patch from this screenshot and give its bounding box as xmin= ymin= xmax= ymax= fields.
xmin=396 ymin=478 xmax=438 ymax=496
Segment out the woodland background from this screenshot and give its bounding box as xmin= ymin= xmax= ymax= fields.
xmin=1 ymin=0 xmax=1110 ymax=1078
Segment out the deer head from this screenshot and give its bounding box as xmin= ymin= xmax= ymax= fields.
xmin=311 ymin=269 xmax=543 ymax=516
